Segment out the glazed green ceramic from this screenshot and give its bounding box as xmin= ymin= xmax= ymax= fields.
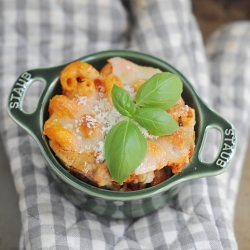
xmin=7 ymin=50 xmax=237 ymax=218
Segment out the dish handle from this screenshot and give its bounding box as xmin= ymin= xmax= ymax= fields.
xmin=7 ymin=66 xmax=63 ymax=141
xmin=180 ymin=100 xmax=237 ymax=181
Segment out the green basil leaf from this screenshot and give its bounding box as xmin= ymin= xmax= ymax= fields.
xmin=134 ymin=107 xmax=179 ymax=136
xmin=136 ymin=72 xmax=183 ymax=110
xmin=112 ymin=85 xmax=136 ymax=117
xmin=104 ymin=118 xmax=147 ymax=183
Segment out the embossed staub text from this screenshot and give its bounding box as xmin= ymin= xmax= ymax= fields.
xmin=9 ymin=72 xmax=31 ymax=109
xmin=216 ymin=128 xmax=236 ymax=167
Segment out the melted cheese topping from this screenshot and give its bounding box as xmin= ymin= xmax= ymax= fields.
xmin=44 ymin=57 xmax=196 ymax=188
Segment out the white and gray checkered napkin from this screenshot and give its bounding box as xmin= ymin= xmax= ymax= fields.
xmin=1 ymin=0 xmax=250 ymax=249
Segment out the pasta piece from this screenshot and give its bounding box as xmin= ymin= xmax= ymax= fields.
xmin=104 ymin=74 xmax=123 ymax=103
xmin=79 ymin=114 xmax=102 ymax=139
xmin=77 ymin=79 xmax=97 ymax=97
xmin=60 ymin=61 xmax=99 ymax=99
xmin=44 ymin=125 xmax=77 ymax=151
xmin=48 ymin=95 xmax=80 ymax=117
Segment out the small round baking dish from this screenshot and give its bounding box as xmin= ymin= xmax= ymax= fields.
xmin=7 ymin=50 xmax=237 ymax=218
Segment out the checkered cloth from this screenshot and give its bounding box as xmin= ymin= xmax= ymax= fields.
xmin=1 ymin=0 xmax=250 ymax=249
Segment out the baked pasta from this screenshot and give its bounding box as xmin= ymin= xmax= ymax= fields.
xmin=44 ymin=57 xmax=195 ymax=191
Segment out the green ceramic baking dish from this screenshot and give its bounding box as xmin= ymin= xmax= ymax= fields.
xmin=7 ymin=50 xmax=237 ymax=218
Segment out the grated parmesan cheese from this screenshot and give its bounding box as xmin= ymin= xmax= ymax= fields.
xmin=95 ymin=141 xmax=105 ymax=163
xmin=74 ymin=94 xmax=160 ymax=164
xmin=84 ymin=115 xmax=97 ymax=129
xmin=74 ymin=95 xmax=87 ymax=105
xmin=123 ymin=85 xmax=136 ymax=100
xmin=93 ymin=97 xmax=124 ymax=137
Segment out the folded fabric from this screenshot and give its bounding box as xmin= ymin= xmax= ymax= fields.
xmin=0 ymin=0 xmax=250 ymax=249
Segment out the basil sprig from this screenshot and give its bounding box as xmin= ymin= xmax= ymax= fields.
xmin=104 ymin=72 xmax=183 ymax=183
